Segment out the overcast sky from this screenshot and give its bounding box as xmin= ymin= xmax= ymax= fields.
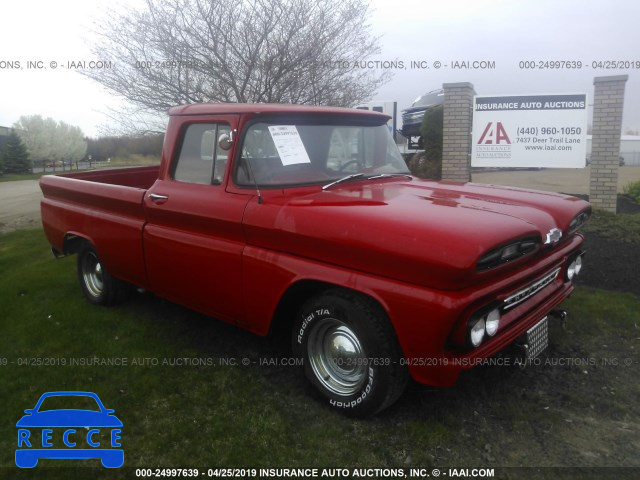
xmin=1 ymin=0 xmax=638 ymax=137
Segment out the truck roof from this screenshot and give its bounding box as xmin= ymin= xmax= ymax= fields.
xmin=168 ymin=103 xmax=390 ymax=120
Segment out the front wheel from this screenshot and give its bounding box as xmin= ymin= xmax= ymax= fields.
xmin=293 ymin=289 xmax=408 ymax=417
xmin=77 ymin=245 xmax=130 ymax=306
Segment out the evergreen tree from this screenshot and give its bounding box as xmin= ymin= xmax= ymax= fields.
xmin=2 ymin=130 xmax=31 ymax=174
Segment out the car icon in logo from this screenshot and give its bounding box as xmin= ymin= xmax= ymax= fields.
xmin=16 ymin=391 xmax=123 ymax=468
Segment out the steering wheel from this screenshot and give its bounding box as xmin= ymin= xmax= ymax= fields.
xmin=338 ymin=160 xmax=362 ymax=172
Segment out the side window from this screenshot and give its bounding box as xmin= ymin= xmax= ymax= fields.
xmin=173 ymin=123 xmax=230 ymax=185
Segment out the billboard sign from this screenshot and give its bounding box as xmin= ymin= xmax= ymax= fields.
xmin=471 ymin=94 xmax=588 ymax=168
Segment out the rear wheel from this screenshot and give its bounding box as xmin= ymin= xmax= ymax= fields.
xmin=77 ymin=245 xmax=130 ymax=306
xmin=293 ymin=289 xmax=408 ymax=417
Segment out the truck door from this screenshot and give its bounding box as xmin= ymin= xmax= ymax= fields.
xmin=142 ymin=116 xmax=250 ymax=324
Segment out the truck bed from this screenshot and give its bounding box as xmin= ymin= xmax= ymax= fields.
xmin=57 ymin=165 xmax=160 ymax=189
xmin=39 ymin=166 xmax=159 ymax=288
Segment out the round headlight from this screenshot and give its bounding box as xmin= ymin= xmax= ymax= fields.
xmin=485 ymin=309 xmax=501 ymax=337
xmin=567 ymin=260 xmax=576 ymax=280
xmin=470 ymin=318 xmax=486 ymax=347
xmin=574 ymin=255 xmax=582 ymax=276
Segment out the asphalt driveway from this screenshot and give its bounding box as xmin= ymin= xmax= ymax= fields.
xmin=0 ymin=180 xmax=42 ymax=234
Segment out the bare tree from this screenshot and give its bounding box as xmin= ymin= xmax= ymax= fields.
xmin=85 ymin=0 xmax=389 ymax=131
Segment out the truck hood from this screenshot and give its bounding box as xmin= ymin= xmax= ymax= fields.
xmin=243 ymin=178 xmax=590 ymax=290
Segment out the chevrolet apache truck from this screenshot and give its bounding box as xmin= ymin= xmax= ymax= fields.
xmin=40 ymin=103 xmax=590 ymax=416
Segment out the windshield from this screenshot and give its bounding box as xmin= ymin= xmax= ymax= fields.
xmin=38 ymin=395 xmax=101 ymax=412
xmin=236 ymin=122 xmax=409 ymax=187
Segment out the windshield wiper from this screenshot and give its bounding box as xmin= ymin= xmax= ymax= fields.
xmin=365 ymin=173 xmax=413 ymax=181
xmin=322 ymin=173 xmax=365 ymax=191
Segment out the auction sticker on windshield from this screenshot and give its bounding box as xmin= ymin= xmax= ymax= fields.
xmin=268 ymin=125 xmax=311 ymax=165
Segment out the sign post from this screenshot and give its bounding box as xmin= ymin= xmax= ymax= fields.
xmin=471 ymin=94 xmax=588 ymax=168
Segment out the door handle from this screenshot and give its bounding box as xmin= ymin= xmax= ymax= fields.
xmin=148 ymin=193 xmax=169 ymax=203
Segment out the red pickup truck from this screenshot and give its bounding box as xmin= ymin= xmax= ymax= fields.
xmin=40 ymin=103 xmax=590 ymax=416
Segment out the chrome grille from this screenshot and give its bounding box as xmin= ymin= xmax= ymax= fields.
xmin=503 ymin=267 xmax=560 ymax=310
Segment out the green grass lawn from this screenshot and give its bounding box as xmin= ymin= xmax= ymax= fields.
xmin=0 ymin=173 xmax=46 ymax=183
xmin=1 ymin=229 xmax=638 ymax=479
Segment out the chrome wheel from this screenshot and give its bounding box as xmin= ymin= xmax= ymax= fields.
xmin=307 ymin=318 xmax=368 ymax=396
xmin=77 ymin=245 xmax=130 ymax=306
xmin=81 ymin=251 xmax=104 ymax=298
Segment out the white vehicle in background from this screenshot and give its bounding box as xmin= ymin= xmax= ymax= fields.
xmin=355 ymin=101 xmax=398 ymax=141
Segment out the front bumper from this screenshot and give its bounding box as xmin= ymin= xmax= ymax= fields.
xmin=451 ymin=280 xmax=573 ymax=366
xmin=400 ymin=121 xmax=423 ymax=138
xmin=387 ymin=235 xmax=585 ymax=387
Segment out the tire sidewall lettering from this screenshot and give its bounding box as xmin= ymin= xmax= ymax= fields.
xmin=297 ymin=305 xmax=377 ymax=410
xmin=297 ymin=308 xmax=332 ymax=345
xmin=329 ymin=367 xmax=375 ymax=409
xmin=293 ymin=292 xmax=407 ymax=416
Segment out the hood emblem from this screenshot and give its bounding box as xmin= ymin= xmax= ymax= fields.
xmin=544 ymin=228 xmax=563 ymax=245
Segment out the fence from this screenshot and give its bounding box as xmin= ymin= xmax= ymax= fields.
xmin=620 ymin=151 xmax=640 ymax=166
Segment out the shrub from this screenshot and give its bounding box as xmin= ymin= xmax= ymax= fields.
xmin=406 ymin=152 xmax=442 ymax=180
xmin=420 ymin=104 xmax=443 ymax=158
xmin=623 ymin=180 xmax=640 ymax=203
xmin=406 ymin=104 xmax=443 ymax=180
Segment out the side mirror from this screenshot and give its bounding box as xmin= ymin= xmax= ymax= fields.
xmin=218 ymin=133 xmax=233 ymax=151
